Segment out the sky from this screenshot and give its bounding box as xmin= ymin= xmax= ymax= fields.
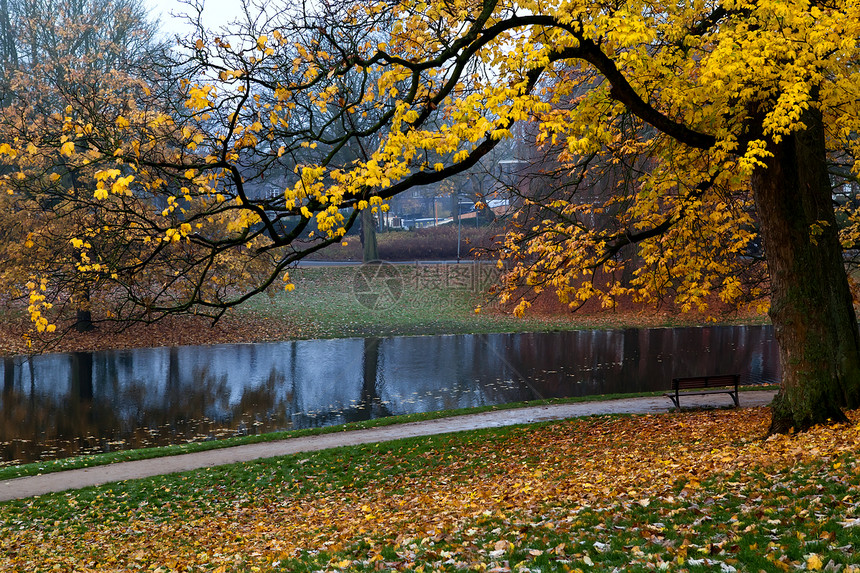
xmin=146 ymin=0 xmax=245 ymax=42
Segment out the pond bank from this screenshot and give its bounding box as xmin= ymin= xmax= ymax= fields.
xmin=1 ymin=264 xmax=768 ymax=356
xmin=1 ymin=326 xmax=780 ymax=465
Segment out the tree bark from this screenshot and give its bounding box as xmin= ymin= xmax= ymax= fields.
xmin=74 ymin=289 xmax=95 ymax=332
xmin=751 ymin=108 xmax=860 ymax=432
xmin=361 ymin=208 xmax=379 ymax=262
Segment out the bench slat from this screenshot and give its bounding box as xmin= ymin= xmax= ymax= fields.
xmin=667 ymin=374 xmax=740 ymax=408
xmin=671 ymin=389 xmax=737 ymax=397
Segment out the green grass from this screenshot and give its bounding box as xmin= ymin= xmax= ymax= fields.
xmin=1 ymin=410 xmax=858 ymax=572
xmin=242 ymin=264 xmax=768 ymax=340
xmin=0 ymin=425 xmax=529 ymax=524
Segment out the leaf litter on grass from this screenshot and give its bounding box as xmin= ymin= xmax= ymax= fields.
xmin=3 ymin=407 xmax=860 ymax=572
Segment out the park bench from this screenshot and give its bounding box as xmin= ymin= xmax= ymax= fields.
xmin=665 ymin=374 xmax=740 ymax=408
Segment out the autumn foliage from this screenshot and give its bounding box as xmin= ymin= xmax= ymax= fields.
xmin=1 ymin=0 xmax=860 ymax=430
xmin=3 ymin=408 xmax=860 ymax=571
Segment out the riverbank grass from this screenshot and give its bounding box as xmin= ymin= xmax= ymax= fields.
xmin=244 ymin=263 xmax=578 ymax=339
xmin=243 ymin=265 xmax=767 ymax=340
xmin=1 ymin=406 xmax=859 ymax=572
xmin=1 ymin=263 xmax=768 ymax=356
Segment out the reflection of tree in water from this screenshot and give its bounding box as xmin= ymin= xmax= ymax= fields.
xmin=355 ymin=337 xmax=392 ymax=422
xmin=0 ymin=327 xmax=782 ymax=465
xmin=410 ymin=334 xmax=536 ymax=411
xmin=0 ymin=349 xmax=294 ymax=464
xmin=1 ymin=353 xmax=125 ymax=463
xmin=371 ymin=335 xmax=536 ymax=414
xmin=123 ymin=347 xmax=285 ymax=444
xmin=471 ymin=334 xmax=546 ymax=405
xmin=509 ymin=327 xmax=781 ymax=398
xmin=230 ymin=369 xmax=293 ymax=435
xmin=294 ymin=337 xmax=392 ymax=428
xmin=3 ymin=357 xmax=13 ymax=394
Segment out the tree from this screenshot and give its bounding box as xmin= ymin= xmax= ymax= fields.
xmin=0 ymin=0 xmax=161 ymax=101
xmin=3 ymin=0 xmax=860 ymax=432
xmin=0 ymin=0 xmax=166 ymax=331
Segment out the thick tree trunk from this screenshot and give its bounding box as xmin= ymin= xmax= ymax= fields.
xmin=751 ymin=108 xmax=860 ymax=433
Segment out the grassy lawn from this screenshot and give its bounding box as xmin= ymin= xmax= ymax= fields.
xmin=242 ymin=264 xmax=767 ymax=340
xmin=0 ymin=263 xmax=768 ymax=356
xmin=244 ymin=263 xmax=575 ymax=340
xmin=2 ymin=406 xmax=859 ymax=572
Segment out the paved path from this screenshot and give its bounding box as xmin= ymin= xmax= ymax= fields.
xmin=0 ymin=391 xmax=776 ymax=502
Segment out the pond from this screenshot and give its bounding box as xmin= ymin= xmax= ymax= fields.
xmin=0 ymin=325 xmax=779 ymax=465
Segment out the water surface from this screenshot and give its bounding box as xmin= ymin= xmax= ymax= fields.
xmin=1 ymin=326 xmax=779 ymax=465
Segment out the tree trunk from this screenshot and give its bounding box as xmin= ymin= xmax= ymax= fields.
xmin=361 ymin=208 xmax=379 ymax=262
xmin=75 ymin=309 xmax=94 ymax=332
xmin=751 ymin=108 xmax=860 ymax=433
xmin=74 ymin=289 xmax=94 ymax=332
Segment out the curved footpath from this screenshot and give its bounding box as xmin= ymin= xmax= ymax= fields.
xmin=0 ymin=391 xmax=776 ymax=502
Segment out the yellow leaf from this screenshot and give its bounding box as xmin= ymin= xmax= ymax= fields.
xmin=807 ymin=555 xmax=823 ymax=571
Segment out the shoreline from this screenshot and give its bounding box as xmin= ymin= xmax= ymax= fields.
xmin=0 ymin=310 xmax=770 ymax=358
xmin=1 ymin=264 xmax=770 ymax=357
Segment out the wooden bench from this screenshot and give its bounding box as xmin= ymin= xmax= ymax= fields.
xmin=665 ymin=374 xmax=740 ymax=408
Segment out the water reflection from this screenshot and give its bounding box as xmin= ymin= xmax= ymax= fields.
xmin=0 ymin=326 xmax=779 ymax=465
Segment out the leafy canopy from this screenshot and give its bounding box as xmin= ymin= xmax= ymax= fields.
xmin=2 ymin=0 xmax=860 ymax=328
